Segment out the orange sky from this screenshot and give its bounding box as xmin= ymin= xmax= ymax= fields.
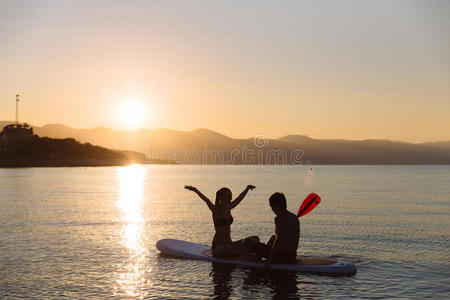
xmin=0 ymin=0 xmax=449 ymax=142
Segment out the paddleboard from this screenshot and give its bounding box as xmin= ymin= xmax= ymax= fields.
xmin=156 ymin=239 xmax=357 ymax=275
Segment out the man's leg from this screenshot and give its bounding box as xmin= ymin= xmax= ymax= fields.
xmin=266 ymin=235 xmax=276 ymax=248
xmin=243 ymin=236 xmax=270 ymax=258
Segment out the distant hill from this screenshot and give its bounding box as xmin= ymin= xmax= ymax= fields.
xmin=2 ymin=122 xmax=449 ymax=164
xmin=0 ymin=122 xmax=155 ymax=167
xmin=0 ymin=135 xmax=131 ymax=167
xmin=278 ymin=135 xmax=450 ymax=164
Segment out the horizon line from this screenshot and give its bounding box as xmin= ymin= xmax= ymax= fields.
xmin=1 ymin=120 xmax=449 ymax=145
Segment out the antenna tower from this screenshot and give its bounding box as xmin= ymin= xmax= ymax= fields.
xmin=15 ymin=94 xmax=19 ymax=124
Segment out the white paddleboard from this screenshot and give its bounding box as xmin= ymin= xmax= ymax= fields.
xmin=156 ymin=239 xmax=357 ymax=275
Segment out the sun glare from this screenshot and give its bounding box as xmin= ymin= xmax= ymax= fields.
xmin=115 ymin=164 xmax=147 ymax=297
xmin=117 ymin=101 xmax=147 ymax=130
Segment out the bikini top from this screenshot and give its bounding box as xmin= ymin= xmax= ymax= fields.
xmin=214 ymin=216 xmax=234 ymax=228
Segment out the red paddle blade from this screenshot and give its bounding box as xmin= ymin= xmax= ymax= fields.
xmin=297 ymin=193 xmax=321 ymax=217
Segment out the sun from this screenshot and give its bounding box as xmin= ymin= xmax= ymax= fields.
xmin=117 ymin=101 xmax=147 ymax=130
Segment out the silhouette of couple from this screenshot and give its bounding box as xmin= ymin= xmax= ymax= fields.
xmin=184 ymin=185 xmax=299 ymax=264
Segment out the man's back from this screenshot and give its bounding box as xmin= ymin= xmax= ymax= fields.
xmin=274 ymin=210 xmax=300 ymax=255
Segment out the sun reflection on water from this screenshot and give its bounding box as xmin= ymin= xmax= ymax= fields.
xmin=115 ymin=164 xmax=147 ymax=298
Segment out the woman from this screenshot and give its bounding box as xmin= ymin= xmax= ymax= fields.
xmin=184 ymin=185 xmax=256 ymax=258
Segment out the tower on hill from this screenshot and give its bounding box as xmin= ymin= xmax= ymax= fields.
xmin=0 ymin=95 xmax=34 ymax=150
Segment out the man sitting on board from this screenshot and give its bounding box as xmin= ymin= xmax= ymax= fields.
xmin=243 ymin=192 xmax=300 ymax=264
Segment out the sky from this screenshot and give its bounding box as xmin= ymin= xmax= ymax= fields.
xmin=0 ymin=0 xmax=449 ymax=142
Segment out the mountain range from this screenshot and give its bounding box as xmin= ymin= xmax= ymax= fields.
xmin=1 ymin=121 xmax=449 ymax=164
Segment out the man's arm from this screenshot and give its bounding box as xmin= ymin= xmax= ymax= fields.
xmin=267 ymin=217 xmax=286 ymax=263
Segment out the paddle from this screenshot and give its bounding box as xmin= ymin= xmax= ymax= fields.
xmin=297 ymin=193 xmax=321 ymax=218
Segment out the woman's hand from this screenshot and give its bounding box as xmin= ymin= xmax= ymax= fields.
xmin=185 ymin=186 xmax=214 ymax=211
xmin=229 ymin=185 xmax=255 ymax=209
xmin=184 ymin=185 xmax=197 ymax=192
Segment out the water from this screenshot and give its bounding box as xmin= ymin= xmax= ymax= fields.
xmin=0 ymin=165 xmax=449 ymax=299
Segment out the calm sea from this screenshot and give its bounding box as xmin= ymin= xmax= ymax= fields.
xmin=0 ymin=165 xmax=449 ymax=299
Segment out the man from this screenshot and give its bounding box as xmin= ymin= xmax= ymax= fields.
xmin=244 ymin=192 xmax=300 ymax=264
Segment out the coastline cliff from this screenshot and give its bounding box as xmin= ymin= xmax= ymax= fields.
xmin=0 ymin=124 xmax=133 ymax=167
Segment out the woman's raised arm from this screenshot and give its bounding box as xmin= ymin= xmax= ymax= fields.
xmin=229 ymin=185 xmax=255 ymax=209
xmin=184 ymin=186 xmax=215 ymax=211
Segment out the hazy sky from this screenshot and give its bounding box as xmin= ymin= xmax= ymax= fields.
xmin=1 ymin=0 xmax=449 ymax=142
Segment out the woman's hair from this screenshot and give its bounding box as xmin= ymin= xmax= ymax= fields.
xmin=215 ymin=187 xmax=232 ymax=206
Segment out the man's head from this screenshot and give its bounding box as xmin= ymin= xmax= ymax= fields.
xmin=269 ymin=192 xmax=287 ymax=215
